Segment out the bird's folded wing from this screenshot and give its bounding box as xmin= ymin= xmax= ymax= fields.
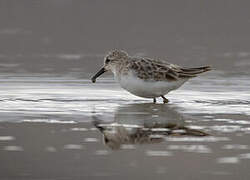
xmin=129 ymin=57 xmax=211 ymax=81
xmin=129 ymin=58 xmax=185 ymax=81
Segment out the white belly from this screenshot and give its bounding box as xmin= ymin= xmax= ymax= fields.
xmin=117 ymin=74 xmax=187 ymax=98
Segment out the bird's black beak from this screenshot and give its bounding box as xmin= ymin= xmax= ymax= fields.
xmin=91 ymin=67 xmax=107 ymax=83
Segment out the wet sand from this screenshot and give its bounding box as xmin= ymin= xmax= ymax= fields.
xmin=0 ymin=72 xmax=250 ymax=179
xmin=0 ymin=121 xmax=248 ymax=180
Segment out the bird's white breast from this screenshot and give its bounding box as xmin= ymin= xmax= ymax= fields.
xmin=116 ymin=72 xmax=187 ymax=98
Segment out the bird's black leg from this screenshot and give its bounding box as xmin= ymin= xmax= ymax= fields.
xmin=153 ymin=98 xmax=156 ymax=103
xmin=161 ymin=95 xmax=169 ymax=104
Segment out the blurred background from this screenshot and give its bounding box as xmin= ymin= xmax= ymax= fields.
xmin=1 ymin=0 xmax=250 ymax=78
xmin=1 ymin=1 xmax=250 ymax=180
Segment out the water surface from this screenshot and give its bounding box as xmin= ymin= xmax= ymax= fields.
xmin=0 ymin=71 xmax=250 ymax=179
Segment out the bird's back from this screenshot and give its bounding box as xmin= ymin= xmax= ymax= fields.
xmin=126 ymin=57 xmax=211 ymax=82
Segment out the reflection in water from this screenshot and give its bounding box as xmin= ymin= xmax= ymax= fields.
xmin=93 ymin=103 xmax=209 ymax=150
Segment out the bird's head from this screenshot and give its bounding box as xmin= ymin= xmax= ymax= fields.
xmin=91 ymin=50 xmax=128 ymax=83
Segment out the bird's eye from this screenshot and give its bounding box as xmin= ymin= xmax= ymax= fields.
xmin=105 ymin=58 xmax=111 ymax=63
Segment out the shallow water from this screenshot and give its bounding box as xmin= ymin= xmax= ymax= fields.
xmin=1 ymin=1 xmax=250 ymax=179
xmin=0 ymin=71 xmax=250 ymax=179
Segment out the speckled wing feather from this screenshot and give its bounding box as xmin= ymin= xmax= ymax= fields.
xmin=128 ymin=57 xmax=211 ymax=81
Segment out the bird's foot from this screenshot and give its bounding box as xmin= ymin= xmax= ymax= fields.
xmin=161 ymin=95 xmax=169 ymax=104
xmin=153 ymin=98 xmax=156 ymax=103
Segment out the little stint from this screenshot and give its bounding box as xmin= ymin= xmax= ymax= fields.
xmin=91 ymin=50 xmax=211 ymax=103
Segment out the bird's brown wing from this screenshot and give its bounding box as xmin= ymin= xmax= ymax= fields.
xmin=129 ymin=57 xmax=211 ymax=81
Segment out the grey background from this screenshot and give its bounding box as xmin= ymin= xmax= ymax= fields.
xmin=0 ymin=1 xmax=250 ymax=180
xmin=0 ymin=0 xmax=250 ymax=76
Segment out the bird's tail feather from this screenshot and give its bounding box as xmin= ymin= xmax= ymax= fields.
xmin=179 ymin=66 xmax=212 ymax=78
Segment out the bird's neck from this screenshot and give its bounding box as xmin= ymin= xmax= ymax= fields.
xmin=111 ymin=60 xmax=129 ymax=81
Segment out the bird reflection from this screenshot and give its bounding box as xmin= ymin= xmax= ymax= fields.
xmin=93 ymin=103 xmax=208 ymax=150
